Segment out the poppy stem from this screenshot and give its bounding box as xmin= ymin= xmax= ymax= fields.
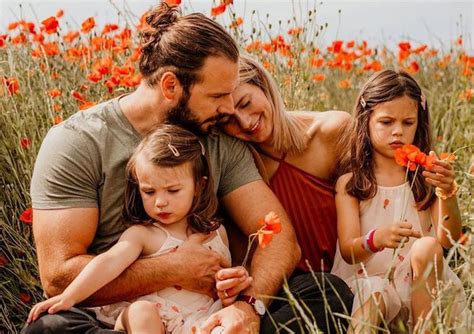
xmin=401 ymin=164 xmax=419 ymax=221
xmin=398 ymin=164 xmax=411 ymax=222
xmin=241 ymin=233 xmax=258 ymax=268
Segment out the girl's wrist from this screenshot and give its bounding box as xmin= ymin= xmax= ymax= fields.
xmin=435 ymin=180 xmax=458 ymax=200
xmin=363 ymin=229 xmax=384 ymax=253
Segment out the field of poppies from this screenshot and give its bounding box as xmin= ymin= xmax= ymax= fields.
xmin=1 ymin=0 xmax=472 ymax=332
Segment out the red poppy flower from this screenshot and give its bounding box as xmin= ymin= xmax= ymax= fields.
xmin=81 ymin=17 xmax=95 ymax=33
xmin=41 ymin=16 xmax=59 ymax=34
xmin=101 ymin=24 xmax=119 ymax=35
xmin=20 ymin=292 xmax=31 ymax=304
xmin=8 ymin=22 xmax=19 ymax=30
xmin=20 ymin=137 xmax=32 ymax=149
xmin=56 ymin=9 xmax=64 ymax=18
xmin=19 ymin=208 xmax=33 ymax=224
xmin=71 ymin=90 xmax=86 ymax=102
xmin=383 ymin=198 xmax=390 ymax=209
xmin=329 ymin=40 xmax=343 ymax=53
xmin=0 ymin=255 xmax=8 ymax=267
xmin=230 ymin=17 xmax=243 ymax=29
xmin=48 ymin=88 xmax=62 ymax=98
xmin=165 ymin=0 xmax=182 ymax=5
xmin=54 ymin=115 xmax=63 ymax=124
xmin=0 ymin=34 xmax=7 ymax=47
xmin=121 ymin=74 xmax=142 ymax=88
xmin=258 ymin=230 xmax=274 ymax=248
xmin=79 ymin=101 xmax=96 ymax=110
xmin=2 ymin=77 xmax=20 ymax=95
xmin=312 ymin=73 xmax=326 ymax=82
xmin=408 ymin=61 xmax=420 ymax=73
xmin=211 ymin=3 xmax=226 ymax=17
xmin=394 ymin=144 xmax=432 ymax=170
xmin=87 ymin=71 xmax=103 ymax=83
xmin=63 ymin=31 xmax=79 ymax=43
xmin=259 ymin=211 xmax=281 ymax=233
xmin=398 ymin=42 xmax=411 ymax=51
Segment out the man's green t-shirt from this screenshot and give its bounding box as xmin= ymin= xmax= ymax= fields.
xmin=31 ymin=97 xmax=261 ymax=254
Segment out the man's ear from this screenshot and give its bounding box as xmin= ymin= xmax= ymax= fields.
xmin=160 ymin=71 xmax=183 ymax=101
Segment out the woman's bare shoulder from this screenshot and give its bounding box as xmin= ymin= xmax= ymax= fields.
xmin=294 ymin=110 xmax=351 ymax=140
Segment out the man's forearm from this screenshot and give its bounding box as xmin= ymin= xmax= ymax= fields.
xmin=243 ymin=216 xmax=301 ymax=305
xmin=45 ymin=253 xmax=179 ymax=307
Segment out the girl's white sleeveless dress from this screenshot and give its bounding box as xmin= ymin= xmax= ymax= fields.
xmin=89 ymin=224 xmax=232 ymax=333
xmin=331 ymin=183 xmax=466 ymax=329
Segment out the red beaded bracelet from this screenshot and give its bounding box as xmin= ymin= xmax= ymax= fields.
xmin=366 ymin=229 xmax=383 ymax=253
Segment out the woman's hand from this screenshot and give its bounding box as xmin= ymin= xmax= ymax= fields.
xmin=374 ymin=221 xmax=421 ymax=249
xmin=215 ymin=266 xmax=253 ymax=306
xmin=422 ymin=151 xmax=456 ymax=193
xmin=27 ymin=294 xmax=75 ymax=323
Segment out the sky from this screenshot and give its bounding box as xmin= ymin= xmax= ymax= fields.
xmin=1 ymin=0 xmax=472 ymax=51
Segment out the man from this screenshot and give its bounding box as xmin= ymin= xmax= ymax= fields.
xmin=24 ymin=2 xmax=351 ymax=333
xmin=24 ymin=3 xmax=298 ymax=333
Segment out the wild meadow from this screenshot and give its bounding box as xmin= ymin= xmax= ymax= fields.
xmin=0 ymin=0 xmax=472 ymax=332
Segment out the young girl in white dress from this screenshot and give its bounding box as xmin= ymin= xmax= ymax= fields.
xmin=27 ymin=124 xmax=250 ymax=333
xmin=331 ymin=70 xmax=466 ymax=333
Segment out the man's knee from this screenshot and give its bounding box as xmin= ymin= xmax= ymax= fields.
xmin=20 ymin=308 xmax=115 ymax=334
xmin=21 ymin=313 xmax=70 ymax=334
xmin=290 ymin=272 xmax=353 ymax=311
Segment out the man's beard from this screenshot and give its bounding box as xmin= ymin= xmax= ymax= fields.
xmin=165 ymin=91 xmax=207 ymax=136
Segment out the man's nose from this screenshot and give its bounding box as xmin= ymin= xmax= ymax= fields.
xmin=218 ymin=94 xmax=235 ymax=116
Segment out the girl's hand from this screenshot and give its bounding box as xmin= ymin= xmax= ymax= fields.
xmin=422 ymin=151 xmax=456 ymax=192
xmin=374 ymin=221 xmax=421 ymax=249
xmin=215 ymin=266 xmax=253 ymax=307
xmin=27 ymin=294 xmax=74 ymax=323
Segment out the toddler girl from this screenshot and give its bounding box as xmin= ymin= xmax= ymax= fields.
xmin=28 ymin=124 xmax=249 ymax=333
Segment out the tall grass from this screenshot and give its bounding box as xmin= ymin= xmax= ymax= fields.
xmin=1 ymin=1 xmax=472 ymax=333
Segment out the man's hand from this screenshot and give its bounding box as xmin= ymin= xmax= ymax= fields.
xmin=172 ymin=233 xmax=228 ymax=298
xmin=216 ymin=267 xmax=252 ymax=306
xmin=200 ymin=302 xmax=260 ymax=334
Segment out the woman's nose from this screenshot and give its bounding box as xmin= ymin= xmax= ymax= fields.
xmin=234 ymin=109 xmax=252 ymax=130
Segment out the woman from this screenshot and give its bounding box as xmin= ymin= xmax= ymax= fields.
xmin=219 ymin=54 xmax=353 ymax=332
xmin=221 ymin=54 xmax=351 ymax=272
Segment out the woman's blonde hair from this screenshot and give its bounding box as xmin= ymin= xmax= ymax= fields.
xmin=238 ymin=54 xmax=307 ymax=153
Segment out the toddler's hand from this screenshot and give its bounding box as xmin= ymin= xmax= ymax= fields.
xmin=215 ymin=266 xmax=252 ymax=307
xmin=27 ymin=294 xmax=74 ymax=323
xmin=374 ymin=221 xmax=421 ymax=249
xmin=422 ymin=151 xmax=456 ymax=193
